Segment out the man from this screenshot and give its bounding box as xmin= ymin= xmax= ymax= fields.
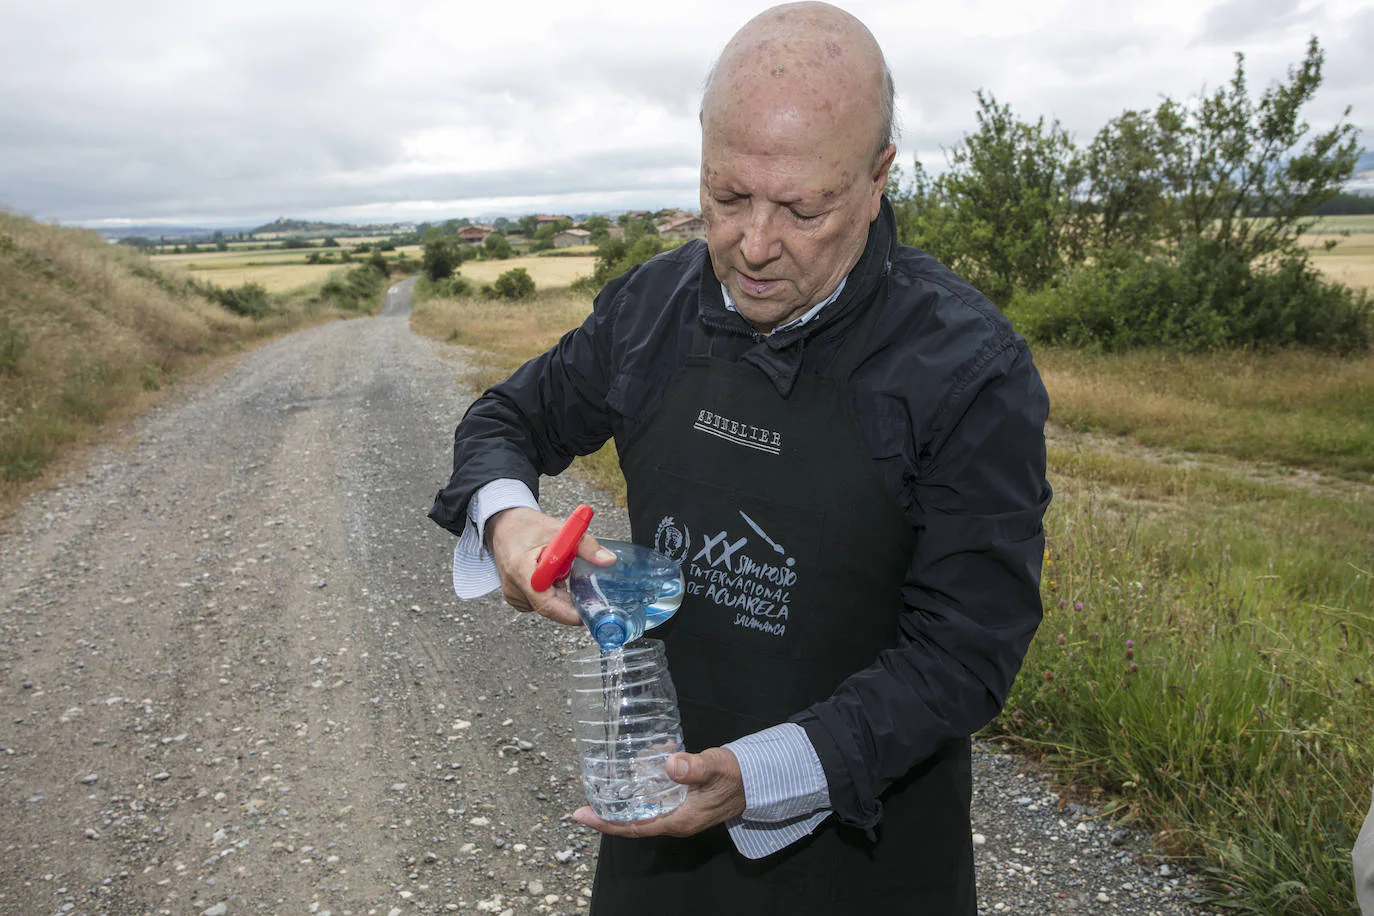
xmin=429 ymin=4 xmax=1051 ymax=913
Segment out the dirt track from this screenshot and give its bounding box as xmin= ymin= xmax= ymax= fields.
xmin=0 ymin=281 xmax=1211 ymax=915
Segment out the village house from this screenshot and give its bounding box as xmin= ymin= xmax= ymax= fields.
xmin=458 ymin=225 xmax=493 ymax=244
xmin=553 ymin=228 xmax=592 ymax=248
xmin=656 ymin=214 xmax=707 ymax=241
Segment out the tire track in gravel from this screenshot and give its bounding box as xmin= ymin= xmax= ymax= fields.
xmin=0 ymin=280 xmax=1214 ymax=916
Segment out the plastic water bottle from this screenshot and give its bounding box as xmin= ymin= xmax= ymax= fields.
xmin=566 ymin=639 xmax=687 ymax=821
xmin=568 ymin=539 xmax=683 ymax=652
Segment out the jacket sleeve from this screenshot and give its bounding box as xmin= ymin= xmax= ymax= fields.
xmin=791 ymin=337 xmax=1051 ymax=830
xmin=427 ymin=276 xmax=627 ymax=536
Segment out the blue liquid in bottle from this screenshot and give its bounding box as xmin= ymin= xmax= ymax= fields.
xmin=569 ymin=539 xmax=684 ymax=652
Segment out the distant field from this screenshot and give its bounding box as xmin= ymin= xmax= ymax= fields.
xmin=1303 ymin=230 xmax=1374 ymax=290
xmin=459 ymin=255 xmax=595 ymax=287
xmin=1305 ymin=213 xmax=1374 ymax=233
xmin=184 ymin=264 xmax=344 ymax=293
xmin=152 ymin=245 xmax=422 ymax=292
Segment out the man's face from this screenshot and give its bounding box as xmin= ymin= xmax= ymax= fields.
xmin=700 ymin=107 xmax=893 ymax=333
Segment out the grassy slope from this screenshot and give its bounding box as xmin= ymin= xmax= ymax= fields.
xmin=0 ymin=210 xmax=381 ymax=509
xmin=412 ymin=281 xmax=1372 ymax=913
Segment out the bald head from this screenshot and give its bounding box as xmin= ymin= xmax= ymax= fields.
xmin=701 ymin=2 xmax=895 ymax=163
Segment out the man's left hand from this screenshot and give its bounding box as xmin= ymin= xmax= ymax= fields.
xmin=572 ymin=748 xmax=746 ymax=838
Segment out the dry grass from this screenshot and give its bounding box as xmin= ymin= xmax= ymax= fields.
xmin=412 ymin=285 xmax=593 ymax=385
xmin=1038 ymin=348 xmax=1374 ymax=480
xmin=459 ymin=255 xmax=595 ymax=288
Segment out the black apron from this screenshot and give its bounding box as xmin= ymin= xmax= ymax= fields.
xmin=592 ymin=297 xmax=975 ymax=915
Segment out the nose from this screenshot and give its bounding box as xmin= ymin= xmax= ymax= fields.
xmin=739 ymin=203 xmax=780 ymax=267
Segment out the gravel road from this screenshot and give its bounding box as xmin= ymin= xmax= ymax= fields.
xmin=0 ymin=280 xmax=1214 ymax=915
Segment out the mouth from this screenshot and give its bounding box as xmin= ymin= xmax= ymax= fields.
xmin=736 ymin=272 xmax=780 ymax=297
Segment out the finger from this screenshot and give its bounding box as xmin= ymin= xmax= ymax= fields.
xmin=572 ymin=805 xmax=670 ymax=838
xmin=527 ymin=587 xmax=582 ymax=627
xmin=575 ymin=534 xmax=617 ymax=566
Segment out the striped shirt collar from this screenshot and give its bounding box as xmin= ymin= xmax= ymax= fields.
xmin=720 ymin=276 xmax=848 ymax=336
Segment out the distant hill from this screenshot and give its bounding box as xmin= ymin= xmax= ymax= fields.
xmin=96 ymin=225 xmax=229 ymax=241
xmin=251 ymin=217 xmax=357 ymax=235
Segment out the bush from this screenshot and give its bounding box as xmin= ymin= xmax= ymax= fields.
xmin=484 ymin=232 xmax=513 ymax=260
xmin=201 ymin=281 xmax=271 ymax=319
xmin=490 ymin=267 xmax=535 ymax=300
xmin=368 ymin=251 xmax=391 ymax=278
xmin=572 ymin=235 xmax=670 ymax=294
xmin=1010 ymin=242 xmax=1371 ymax=353
xmin=315 ymin=264 xmax=387 ymax=313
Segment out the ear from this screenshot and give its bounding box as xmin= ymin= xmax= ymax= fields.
xmin=869 ymin=144 xmax=897 ymax=220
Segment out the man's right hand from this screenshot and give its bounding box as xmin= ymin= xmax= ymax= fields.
xmin=486 ymin=507 xmax=616 ymax=627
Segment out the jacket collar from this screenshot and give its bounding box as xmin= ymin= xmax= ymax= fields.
xmin=697 ymin=196 xmax=896 ymax=396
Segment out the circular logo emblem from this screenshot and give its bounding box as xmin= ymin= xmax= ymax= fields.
xmin=654 ymin=516 xmax=690 ymax=563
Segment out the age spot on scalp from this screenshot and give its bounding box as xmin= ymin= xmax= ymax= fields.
xmin=825 ymin=41 xmax=843 ymax=57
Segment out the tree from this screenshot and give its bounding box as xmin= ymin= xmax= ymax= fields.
xmin=890 ymin=92 xmax=1085 ymax=304
xmin=582 ymin=215 xmax=610 ymax=231
xmin=422 ymin=240 xmax=458 ymax=281
xmin=1153 ymin=37 xmax=1360 ymax=262
xmin=1081 ymin=109 xmax=1172 ymax=253
xmin=518 ymin=215 xmax=539 ymax=238
xmin=484 ymin=232 xmax=513 ymax=260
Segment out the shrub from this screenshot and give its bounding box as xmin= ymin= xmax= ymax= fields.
xmin=484 ymin=232 xmax=513 ymax=260
xmin=368 ymin=251 xmax=391 ymax=278
xmin=315 ymin=264 xmax=387 ymax=313
xmin=490 ymin=267 xmax=535 ymax=301
xmin=573 ymin=235 xmax=670 ymax=294
xmin=200 ymin=281 xmax=271 ymax=319
xmin=1010 ymin=241 xmax=1370 ymax=353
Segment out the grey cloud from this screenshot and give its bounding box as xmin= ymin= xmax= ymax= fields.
xmin=1196 ymin=0 xmax=1311 ymax=44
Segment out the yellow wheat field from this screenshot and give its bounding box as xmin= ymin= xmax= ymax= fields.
xmin=459 ymin=255 xmax=595 ymax=287
xmin=184 ymin=264 xmax=343 ymax=293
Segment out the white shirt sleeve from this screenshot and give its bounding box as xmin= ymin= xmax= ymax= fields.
xmin=722 ymin=723 xmax=832 ymax=859
xmin=450 ymin=479 xmax=540 ymax=599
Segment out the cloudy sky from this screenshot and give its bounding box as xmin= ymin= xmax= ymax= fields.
xmin=1 ymin=0 xmax=1370 ymax=228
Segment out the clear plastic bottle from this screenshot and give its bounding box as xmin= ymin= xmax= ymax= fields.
xmin=566 ymin=639 xmax=687 ymax=821
xmin=569 ymin=539 xmax=684 ymax=652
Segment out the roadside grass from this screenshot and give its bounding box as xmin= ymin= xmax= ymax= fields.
xmin=411 ymin=281 xmax=624 ymax=501
xmin=411 ymin=278 xmax=1374 ymax=912
xmin=1037 ymin=348 xmax=1374 ymax=482
xmin=1000 ymin=450 xmax=1373 ymax=915
xmin=0 ymin=210 xmax=386 ymax=517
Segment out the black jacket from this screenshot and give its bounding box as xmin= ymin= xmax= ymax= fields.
xmin=429 ymin=199 xmax=1051 ymax=829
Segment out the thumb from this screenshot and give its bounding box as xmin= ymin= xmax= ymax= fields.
xmin=665 ymin=752 xmax=697 ymax=784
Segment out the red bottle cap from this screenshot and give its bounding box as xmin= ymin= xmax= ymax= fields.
xmin=529 ymin=504 xmax=594 ymax=592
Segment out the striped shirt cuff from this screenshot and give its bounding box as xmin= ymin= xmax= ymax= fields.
xmin=723 ymin=723 xmax=832 ymax=859
xmin=450 ymin=479 xmax=539 ymax=599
